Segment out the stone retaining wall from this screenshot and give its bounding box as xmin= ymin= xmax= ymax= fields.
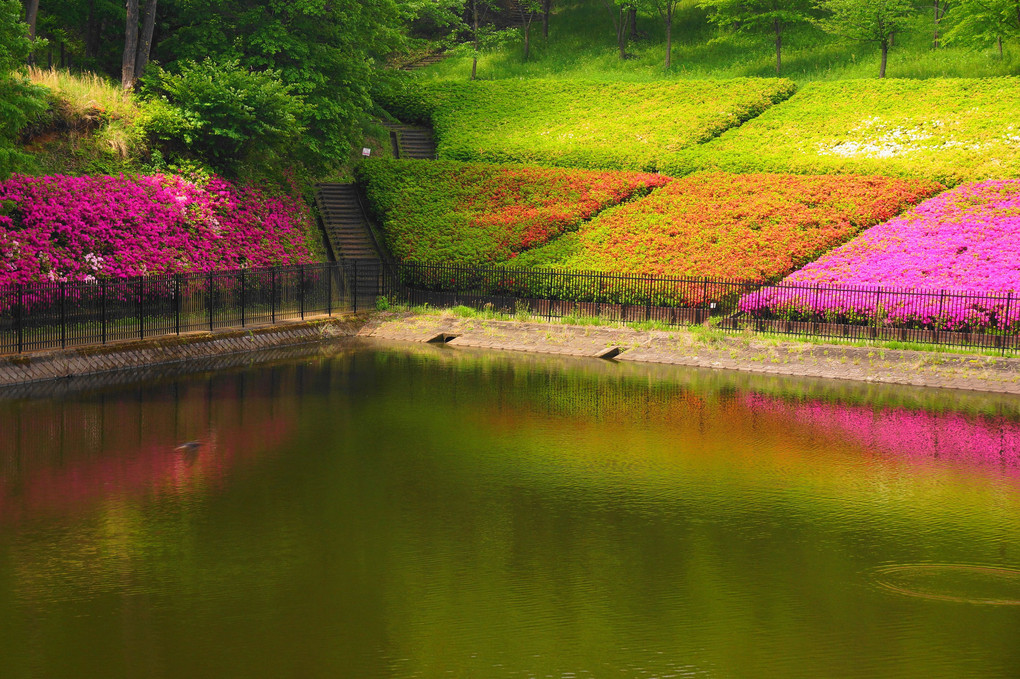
xmin=0 ymin=317 xmax=363 ymax=389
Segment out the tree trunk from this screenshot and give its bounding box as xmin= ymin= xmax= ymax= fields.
xmin=999 ymin=35 xmax=1004 ymax=58
xmin=523 ymin=19 xmax=531 ymax=61
xmin=471 ymin=0 xmax=479 ymax=80
xmin=86 ymin=0 xmax=100 ymax=59
xmin=774 ymin=18 xmax=782 ymax=75
xmin=629 ymin=6 xmax=638 ymax=40
xmin=880 ymin=39 xmax=888 ymax=78
xmin=933 ymin=0 xmax=940 ymax=48
xmin=617 ymin=9 xmax=627 ymax=59
xmin=664 ymin=11 xmax=672 ymax=69
xmin=122 ymin=0 xmax=140 ymax=89
xmin=23 ymin=0 xmax=39 ymax=64
xmin=543 ymin=0 xmax=550 ymax=40
xmin=134 ymin=0 xmax=158 ymax=82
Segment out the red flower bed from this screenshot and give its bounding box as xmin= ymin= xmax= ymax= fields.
xmin=559 ymin=173 xmax=944 ymax=281
xmin=357 ymin=159 xmax=672 ymax=264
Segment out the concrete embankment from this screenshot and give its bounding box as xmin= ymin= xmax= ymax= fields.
xmin=5 ymin=311 xmax=1020 ymax=396
xmin=0 ymin=317 xmax=364 ymax=389
xmin=358 ymin=312 xmax=1020 ymax=395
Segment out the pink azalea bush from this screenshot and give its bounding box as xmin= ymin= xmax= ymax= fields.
xmin=741 ymin=180 xmax=1020 ymax=330
xmin=0 ymin=173 xmax=316 ymax=287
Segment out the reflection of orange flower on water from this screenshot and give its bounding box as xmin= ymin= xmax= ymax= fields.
xmin=0 ymin=383 xmax=297 ymax=524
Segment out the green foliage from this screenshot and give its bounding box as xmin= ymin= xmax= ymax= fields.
xmin=0 ymin=0 xmax=46 ymax=178
xmin=156 ymin=0 xmax=406 ymax=171
xmin=699 ymin=0 xmax=816 ymax=73
xmin=944 ymin=0 xmax=1020 ymax=52
xmin=815 ymin=0 xmax=916 ymax=76
xmin=669 ymin=78 xmax=1020 ymax=185
xmin=356 ymin=158 xmax=669 ymax=264
xmin=383 ymin=78 xmax=796 ymax=171
xmin=139 ymin=59 xmax=307 ymax=177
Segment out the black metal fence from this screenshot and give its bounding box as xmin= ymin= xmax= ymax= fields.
xmin=387 ymin=262 xmax=1020 ymax=354
xmin=6 ymin=259 xmax=1020 ymax=357
xmin=0 ymin=261 xmax=385 ymax=355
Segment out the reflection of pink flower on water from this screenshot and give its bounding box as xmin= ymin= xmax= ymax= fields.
xmin=743 ymin=393 xmax=1020 ymax=474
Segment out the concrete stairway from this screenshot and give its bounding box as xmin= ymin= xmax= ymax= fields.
xmin=401 ymin=53 xmax=446 ymax=71
xmin=314 ymin=183 xmax=385 ymax=305
xmin=384 ymin=123 xmax=437 ymax=160
xmin=314 ymin=183 xmax=378 ymax=260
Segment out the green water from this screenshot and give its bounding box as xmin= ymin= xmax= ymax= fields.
xmin=1 ymin=341 xmax=1019 ymax=678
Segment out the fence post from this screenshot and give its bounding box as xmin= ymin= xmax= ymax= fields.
xmin=174 ymin=275 xmax=181 ymax=335
xmin=935 ymin=289 xmax=946 ymax=342
xmin=101 ymin=279 xmax=107 ymax=345
xmin=208 ymin=271 xmax=214 ymax=332
xmin=240 ymin=268 xmax=246 ymax=328
xmin=15 ymin=284 xmax=23 ymax=354
xmin=138 ymin=276 xmax=144 ymax=340
xmin=1003 ymin=290 xmax=1013 ymax=356
xmin=353 ymin=260 xmax=358 ymax=314
xmin=60 ymin=281 xmax=66 ymax=349
xmin=327 ymin=263 xmax=333 ymax=317
xmin=300 ymin=264 xmax=305 ymax=320
xmin=271 ymin=267 xmax=276 ymax=324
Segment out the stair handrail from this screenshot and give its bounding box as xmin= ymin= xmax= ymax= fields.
xmin=351 ymin=184 xmax=404 ymax=295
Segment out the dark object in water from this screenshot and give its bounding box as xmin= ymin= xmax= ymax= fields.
xmin=174 ymin=441 xmax=202 ymax=452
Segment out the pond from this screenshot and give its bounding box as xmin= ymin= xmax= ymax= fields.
xmin=1 ymin=340 xmax=1019 ymax=678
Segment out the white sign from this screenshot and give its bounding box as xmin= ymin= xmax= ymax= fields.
xmin=362 ymin=147 xmax=372 ymax=157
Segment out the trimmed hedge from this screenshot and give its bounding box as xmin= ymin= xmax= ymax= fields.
xmin=356 ymin=159 xmax=671 ymax=265
xmin=376 ymin=78 xmax=796 ymax=172
xmin=514 ymin=172 xmax=944 ymax=282
xmin=668 ymin=78 xmax=1020 ymax=186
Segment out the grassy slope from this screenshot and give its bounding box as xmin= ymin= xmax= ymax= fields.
xmin=420 ymin=78 xmax=795 ymax=171
xmin=669 ymin=78 xmax=1020 ymax=186
xmin=422 ymin=0 xmax=1020 ymax=83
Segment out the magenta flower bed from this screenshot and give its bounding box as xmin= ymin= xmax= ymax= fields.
xmin=740 ymin=181 xmax=1020 ymax=330
xmin=0 ymin=173 xmax=316 ymax=288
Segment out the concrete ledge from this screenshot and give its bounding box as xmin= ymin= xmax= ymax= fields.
xmin=0 ymin=316 xmax=365 ymax=388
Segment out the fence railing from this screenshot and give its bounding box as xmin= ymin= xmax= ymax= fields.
xmin=386 ymin=262 xmax=1020 ymax=355
xmin=0 ymin=261 xmax=386 ymax=355
xmin=6 ymin=259 xmax=1020 ymax=357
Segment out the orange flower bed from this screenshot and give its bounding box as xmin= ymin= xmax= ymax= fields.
xmin=559 ymin=173 xmax=944 ymax=282
xmin=357 ymin=159 xmax=671 ymax=264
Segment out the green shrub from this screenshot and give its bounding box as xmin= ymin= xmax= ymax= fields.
xmin=668 ymin=78 xmax=1020 ymax=185
xmin=356 ymin=158 xmax=671 ymax=265
xmin=378 ymin=78 xmax=796 ymax=172
xmin=139 ymin=58 xmax=307 ymax=177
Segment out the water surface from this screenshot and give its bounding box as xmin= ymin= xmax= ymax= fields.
xmin=1 ymin=341 xmax=1019 ymax=678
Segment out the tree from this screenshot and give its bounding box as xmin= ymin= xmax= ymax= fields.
xmin=156 ymin=0 xmax=406 ymax=170
xmin=645 ymin=0 xmax=684 ymax=68
xmin=0 ymin=0 xmax=45 ymax=177
xmin=21 ymin=0 xmax=38 ymax=63
xmin=121 ymin=0 xmax=138 ymax=88
xmin=141 ymin=59 xmax=307 ymax=176
xmin=933 ymin=0 xmax=950 ymax=47
xmin=816 ymin=0 xmax=916 ymax=77
xmin=944 ymin=0 xmax=1020 ymax=57
xmin=701 ymin=0 xmax=815 ymax=74
xmin=602 ymin=0 xmax=633 ymax=59
xmin=515 ymin=0 xmax=542 ymax=61
xmin=542 ymin=0 xmax=552 ymax=40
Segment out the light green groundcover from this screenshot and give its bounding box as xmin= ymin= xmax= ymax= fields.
xmin=380 ymin=78 xmax=796 ymax=172
xmin=668 ymin=78 xmax=1020 ymax=186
